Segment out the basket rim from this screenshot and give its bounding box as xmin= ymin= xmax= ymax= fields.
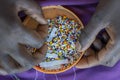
xmin=24 ymin=5 xmax=85 ymax=74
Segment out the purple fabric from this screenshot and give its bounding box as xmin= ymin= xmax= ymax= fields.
xmin=1 ymin=0 xmax=120 ymax=80
xmin=38 ymin=0 xmax=98 ymax=6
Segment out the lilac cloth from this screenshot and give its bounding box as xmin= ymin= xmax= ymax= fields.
xmin=1 ymin=0 xmax=120 ymax=80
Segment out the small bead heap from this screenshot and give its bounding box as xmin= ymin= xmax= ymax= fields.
xmin=27 ymin=16 xmax=81 ymax=71
xmin=39 ymin=16 xmax=81 ymax=70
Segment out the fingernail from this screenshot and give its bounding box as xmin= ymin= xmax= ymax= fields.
xmin=39 ymin=17 xmax=47 ymax=24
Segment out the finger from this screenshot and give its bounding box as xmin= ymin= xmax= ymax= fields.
xmin=76 ymin=48 xmax=100 ymax=68
xmin=36 ymin=24 xmax=48 ymax=39
xmin=21 ymin=16 xmax=48 ymax=48
xmin=0 ymin=54 xmax=30 ymax=74
xmin=17 ymin=23 xmax=45 ymax=48
xmin=16 ymin=0 xmax=47 ymax=24
xmin=9 ymin=44 xmax=46 ymax=69
xmin=92 ymin=38 xmax=103 ymax=51
xmin=0 ymin=55 xmax=22 ymax=74
xmin=100 ymin=31 xmax=110 ymax=44
xmin=98 ymin=39 xmax=118 ymax=67
xmin=76 ymin=37 xmax=104 ymax=68
xmin=22 ymin=44 xmax=47 ymax=65
xmin=15 ymin=0 xmax=48 ymax=48
xmin=79 ymin=3 xmax=111 ymax=52
xmin=84 ymin=48 xmax=95 ymax=57
xmin=79 ymin=24 xmax=101 ymax=52
xmin=30 ymin=44 xmax=47 ymax=59
xmin=76 ymin=37 xmax=116 ymax=68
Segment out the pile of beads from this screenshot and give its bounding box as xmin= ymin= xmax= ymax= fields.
xmin=38 ymin=16 xmax=81 ymax=70
xmin=27 ymin=16 xmax=81 ymax=71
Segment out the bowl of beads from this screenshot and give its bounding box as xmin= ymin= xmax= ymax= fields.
xmin=23 ymin=6 xmax=84 ymax=74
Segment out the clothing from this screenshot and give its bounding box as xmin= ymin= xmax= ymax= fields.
xmin=1 ymin=0 xmax=120 ymax=80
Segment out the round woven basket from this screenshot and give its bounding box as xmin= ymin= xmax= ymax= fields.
xmin=23 ymin=6 xmax=84 ymax=74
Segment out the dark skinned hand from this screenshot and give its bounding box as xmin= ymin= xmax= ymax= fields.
xmin=76 ymin=0 xmax=120 ymax=68
xmin=0 ymin=0 xmax=48 ymax=75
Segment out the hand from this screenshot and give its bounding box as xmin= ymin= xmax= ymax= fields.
xmin=76 ymin=0 xmax=120 ymax=68
xmin=0 ymin=0 xmax=48 ymax=75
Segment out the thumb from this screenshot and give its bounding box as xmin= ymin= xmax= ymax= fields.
xmin=15 ymin=0 xmax=48 ymax=48
xmin=79 ymin=17 xmax=109 ymax=52
xmin=16 ymin=0 xmax=47 ymax=24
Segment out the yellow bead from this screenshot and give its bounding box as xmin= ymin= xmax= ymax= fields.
xmin=60 ymin=29 xmax=63 ymax=32
xmin=59 ymin=25 xmax=62 ymax=29
xmin=64 ymin=41 xmax=67 ymax=44
xmin=58 ymin=52 xmax=62 ymax=56
xmin=56 ymin=58 xmax=60 ymax=60
xmin=63 ymin=16 xmax=66 ymax=19
xmin=50 ymin=41 xmax=52 ymax=44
